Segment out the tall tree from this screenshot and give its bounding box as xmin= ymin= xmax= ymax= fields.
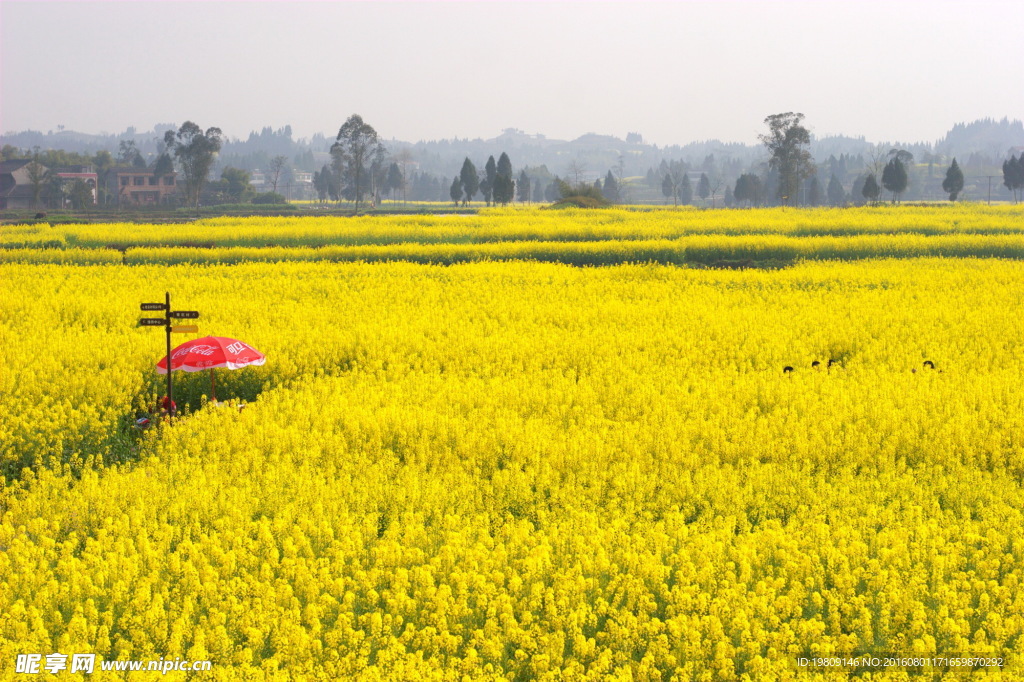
xmin=941 ymin=158 xmax=964 ymax=201
xmin=269 ymin=155 xmax=288 ymax=194
xmin=386 ymin=162 xmax=405 ymax=202
xmin=117 ymin=140 xmax=143 ymax=166
xmin=733 ymin=173 xmax=763 ymax=207
xmin=491 ymin=152 xmax=514 ymax=206
xmin=517 ymin=170 xmax=531 ymax=203
xmin=827 ymin=174 xmax=845 ymax=206
xmin=330 ymin=114 xmax=385 ymax=212
xmin=807 ymin=176 xmax=823 ymax=206
xmin=480 ymin=155 xmax=497 ymax=206
xmin=698 ymin=173 xmax=711 ymax=203
xmin=679 ymin=174 xmax=693 ymax=205
xmin=603 ymin=170 xmax=619 ymax=203
xmin=862 ymin=173 xmax=881 ymax=203
xmin=153 ymin=152 xmax=174 ymax=180
xmin=1003 ymin=155 xmax=1022 ymax=203
xmin=26 ymin=151 xmax=46 ymax=209
xmin=313 ymin=167 xmax=330 ymax=202
xmin=163 ymin=121 xmax=223 ymax=209
xmin=459 ymin=158 xmax=479 ymax=206
xmin=881 ymin=157 xmax=908 ymax=203
xmin=449 ymin=176 xmax=462 ymax=206
xmin=662 ymin=174 xmax=674 ymax=205
xmin=496 ymin=152 xmax=513 ymax=180
xmin=492 ymin=153 xmax=514 ymax=206
xmin=759 ymin=112 xmax=815 ymax=205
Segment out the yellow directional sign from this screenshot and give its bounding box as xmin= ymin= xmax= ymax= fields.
xmin=171 ymin=325 xmax=199 ymax=334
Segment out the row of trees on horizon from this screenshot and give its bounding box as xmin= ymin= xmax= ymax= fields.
xmin=4 ymin=113 xmax=1023 ymax=210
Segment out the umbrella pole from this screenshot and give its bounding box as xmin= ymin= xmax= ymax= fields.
xmin=210 ymin=369 xmax=217 ymax=403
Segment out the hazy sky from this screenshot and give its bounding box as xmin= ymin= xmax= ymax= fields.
xmin=2 ymin=1 xmax=1021 ymax=146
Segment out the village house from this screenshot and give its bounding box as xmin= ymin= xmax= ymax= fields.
xmin=0 ymin=160 xmax=98 ymax=209
xmin=106 ymin=166 xmax=178 ymax=206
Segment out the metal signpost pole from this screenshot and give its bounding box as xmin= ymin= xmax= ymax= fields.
xmin=140 ymin=296 xmax=200 ymax=420
xmin=165 ymin=292 xmax=173 ymax=415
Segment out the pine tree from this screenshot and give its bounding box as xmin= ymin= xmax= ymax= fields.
xmin=449 ymin=176 xmax=462 ymax=206
xmin=481 ymin=156 xmax=497 ymax=206
xmin=881 ymin=158 xmax=908 ymax=203
xmin=679 ymin=174 xmax=693 ymax=205
xmin=827 ymin=174 xmax=845 ymax=206
xmin=807 ymin=176 xmax=823 ymax=206
xmin=941 ymin=158 xmax=964 ymax=201
xmin=1004 ymin=155 xmax=1022 ymax=203
xmin=517 ymin=170 xmax=531 ymax=203
xmin=698 ymin=173 xmax=711 ymax=203
xmin=603 ymin=171 xmax=619 ymax=203
xmin=662 ymin=175 xmax=674 ymax=205
xmin=862 ymin=173 xmax=880 ymax=203
xmin=493 ymin=153 xmax=514 ymax=205
xmin=459 ymin=158 xmax=479 ymax=206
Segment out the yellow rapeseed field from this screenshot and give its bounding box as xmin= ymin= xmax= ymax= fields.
xmin=2 ymin=206 xmax=1024 ymax=679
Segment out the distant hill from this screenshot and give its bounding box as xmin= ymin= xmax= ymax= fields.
xmin=936 ymin=118 xmax=1024 ymax=158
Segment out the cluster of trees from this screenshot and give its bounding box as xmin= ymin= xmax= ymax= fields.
xmin=309 ymin=115 xmax=416 ymax=209
xmin=1004 ymin=155 xmax=1024 ymax=203
xmin=450 ymin=153 xmax=517 ymax=206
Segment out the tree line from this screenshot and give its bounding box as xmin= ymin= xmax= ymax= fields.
xmin=5 ymin=113 xmax=1023 ymax=210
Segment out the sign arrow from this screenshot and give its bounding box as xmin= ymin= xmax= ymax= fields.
xmin=139 ymin=318 xmax=166 ymax=327
xmin=169 ymin=311 xmax=200 ymax=319
xmin=141 ymin=303 xmax=167 ymax=311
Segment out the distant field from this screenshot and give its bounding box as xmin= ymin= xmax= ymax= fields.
xmin=2 ymin=205 xmax=1024 ymax=267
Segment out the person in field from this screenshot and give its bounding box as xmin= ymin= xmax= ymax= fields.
xmin=159 ymin=396 xmax=177 ymax=416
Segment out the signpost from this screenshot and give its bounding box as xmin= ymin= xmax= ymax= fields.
xmin=139 ymin=293 xmax=200 ymax=416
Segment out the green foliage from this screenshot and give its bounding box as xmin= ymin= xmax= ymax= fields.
xmin=603 ymin=171 xmax=619 ymax=203
xmin=481 ymin=156 xmax=496 ymax=206
xmin=1003 ymin=155 xmax=1023 ymax=203
xmin=760 ymin=112 xmax=815 ymax=205
xmin=881 ymin=158 xmax=908 ymax=203
xmin=164 ymin=121 xmax=223 ymax=209
xmin=67 ymin=179 xmax=94 ymax=209
xmin=698 ymin=173 xmax=711 ymax=201
xmin=221 ymin=167 xmax=253 ymax=203
xmin=459 ymin=159 xmax=479 ymax=206
xmin=807 ymin=177 xmax=823 ymax=207
xmin=386 ymin=162 xmax=405 ymax=200
xmin=827 ymin=175 xmax=846 ymax=206
xmin=517 ymin=170 xmax=531 ymax=203
xmin=493 ymin=153 xmax=515 ymax=206
xmin=117 ymin=140 xmax=143 ymax=166
xmin=734 ymin=174 xmax=764 ymax=206
xmin=862 ymin=174 xmax=881 ymax=203
xmin=331 ymin=114 xmax=385 ymax=212
xmin=493 ymin=175 xmax=514 ymax=206
xmin=449 ymin=176 xmax=463 ymax=206
xmin=553 ymin=179 xmax=611 ymax=208
xmin=942 ymin=159 xmax=964 ymax=202
xmin=252 ymin=192 xmax=287 ymax=204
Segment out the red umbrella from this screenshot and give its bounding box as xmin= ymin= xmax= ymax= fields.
xmin=156 ymin=336 xmax=265 ymax=402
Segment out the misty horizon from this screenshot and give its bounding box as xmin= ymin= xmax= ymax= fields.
xmin=3 ymin=1 xmax=1022 ymax=150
